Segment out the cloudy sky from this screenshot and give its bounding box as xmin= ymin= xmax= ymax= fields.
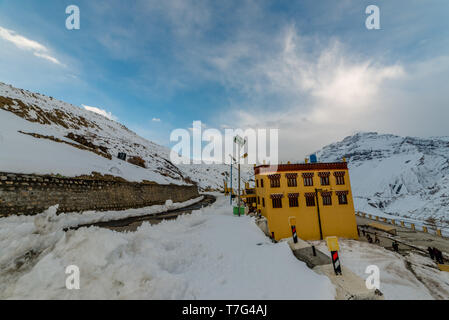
xmin=0 ymin=0 xmax=448 ymax=161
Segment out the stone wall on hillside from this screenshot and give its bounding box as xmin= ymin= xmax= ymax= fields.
xmin=0 ymin=172 xmax=199 ymax=217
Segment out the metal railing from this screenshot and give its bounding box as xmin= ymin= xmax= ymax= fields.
xmin=355 ymin=211 xmax=448 ymax=238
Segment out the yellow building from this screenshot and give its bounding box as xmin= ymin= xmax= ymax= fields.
xmin=242 ymin=182 xmax=257 ymax=211
xmin=254 ymin=161 xmax=358 ymax=241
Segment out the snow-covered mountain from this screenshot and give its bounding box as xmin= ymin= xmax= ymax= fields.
xmin=316 ymin=132 xmax=449 ymax=224
xmin=0 ymin=82 xmax=251 ymax=190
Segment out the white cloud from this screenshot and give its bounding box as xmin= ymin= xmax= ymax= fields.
xmin=152 ymin=118 xmax=161 ymax=122
xmin=82 ymin=105 xmax=118 ymax=121
xmin=0 ymin=26 xmax=62 ymax=66
xmin=210 ymin=25 xmax=406 ymax=160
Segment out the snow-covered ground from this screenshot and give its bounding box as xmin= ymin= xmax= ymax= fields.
xmin=2 ymin=194 xmax=448 ymax=300
xmin=0 ymin=195 xmax=334 ymax=299
xmin=316 ymin=132 xmax=449 ymax=225
xmin=313 ymin=239 xmax=449 ymax=300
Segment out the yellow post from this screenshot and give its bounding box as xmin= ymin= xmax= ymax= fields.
xmin=437 ymin=229 xmax=443 ymax=237
xmin=400 ymin=221 xmax=405 ymax=227
xmin=383 ymin=218 xmax=387 ymax=223
xmin=411 ymin=223 xmax=415 ymax=231
xmin=326 ymin=236 xmax=340 ymax=252
xmin=368 ymin=214 xmax=372 ymax=219
xmin=438 ymin=264 xmax=449 ymax=272
xmin=376 ymin=216 xmax=379 ymax=221
xmin=423 ymin=226 xmax=428 ymax=233
xmin=391 ymin=219 xmax=396 ymax=225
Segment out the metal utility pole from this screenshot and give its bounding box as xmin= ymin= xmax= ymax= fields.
xmin=315 ymin=188 xmax=324 ymax=240
xmin=238 ymin=156 xmax=241 ymax=215
xmin=233 ymin=135 xmax=246 ymax=216
xmin=230 ymin=157 xmax=233 ymax=205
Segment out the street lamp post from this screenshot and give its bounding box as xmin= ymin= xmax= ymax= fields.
xmin=230 ymin=160 xmax=233 ymax=205
xmin=232 ymin=135 xmax=246 ymax=216
xmin=315 ymin=188 xmax=324 ymax=240
xmin=229 ymin=154 xmax=236 ymax=205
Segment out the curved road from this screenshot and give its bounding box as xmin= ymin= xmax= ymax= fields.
xmin=69 ymin=194 xmax=216 ymax=233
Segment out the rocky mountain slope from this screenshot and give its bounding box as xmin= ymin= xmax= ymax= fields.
xmin=316 ymin=132 xmax=449 ymax=224
xmin=0 ymin=82 xmax=251 ymax=190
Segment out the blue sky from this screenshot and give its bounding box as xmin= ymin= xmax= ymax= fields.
xmin=0 ymin=0 xmax=448 ymax=160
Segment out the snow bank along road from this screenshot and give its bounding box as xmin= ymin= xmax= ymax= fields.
xmin=71 ymin=194 xmax=217 ymax=232
xmin=0 ymin=194 xmax=335 ymax=299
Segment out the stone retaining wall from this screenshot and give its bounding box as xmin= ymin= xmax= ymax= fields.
xmin=0 ymin=172 xmax=199 ymax=217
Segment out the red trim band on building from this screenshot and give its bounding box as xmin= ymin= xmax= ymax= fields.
xmin=254 ymin=162 xmax=348 ymax=175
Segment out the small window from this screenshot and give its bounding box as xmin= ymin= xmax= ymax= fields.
xmin=262 ymin=198 xmax=265 ymax=207
xmin=320 ymin=176 xmax=330 ymax=186
xmin=334 ymin=172 xmax=346 ymax=185
xmin=270 ymin=178 xmax=280 ymax=188
xmin=289 ymin=197 xmax=299 ymax=207
xmin=305 ymin=195 xmax=315 ymax=207
xmin=287 ymin=177 xmax=297 ymax=187
xmin=303 ymin=177 xmax=313 ymax=186
xmin=261 ymin=179 xmax=264 ymax=188
xmin=256 ymin=179 xmax=259 ymax=188
xmin=257 ymin=196 xmax=260 ymax=205
xmin=322 ymin=194 xmax=332 ymax=206
xmin=336 ymin=176 xmax=345 ymax=185
xmin=272 ymin=198 xmax=282 ymax=208
xmin=338 ymin=193 xmax=348 ymax=205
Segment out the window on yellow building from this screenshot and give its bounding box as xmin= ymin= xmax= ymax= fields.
xmin=256 ymin=179 xmax=259 ymax=188
xmin=336 ymin=191 xmax=349 ymax=204
xmin=321 ymin=192 xmax=332 ymax=206
xmin=288 ymin=193 xmax=299 ymax=207
xmin=257 ymin=196 xmax=260 ymax=205
xmin=305 ymin=193 xmax=315 ymax=206
xmin=286 ymin=173 xmax=298 ymax=187
xmin=261 ymin=179 xmax=264 ymax=188
xmin=262 ymin=198 xmax=265 ymax=207
xmin=334 ymin=171 xmax=346 ymax=185
xmin=268 ymin=174 xmax=281 ymax=188
xmin=318 ymin=172 xmax=330 ymax=186
xmin=302 ymin=172 xmax=314 ymax=186
xmin=270 ymin=193 xmax=283 ymax=208
xmin=272 ymin=198 xmax=282 ymax=208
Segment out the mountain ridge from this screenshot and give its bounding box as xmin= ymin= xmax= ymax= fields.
xmin=316 ymin=131 xmax=449 ymax=224
xmin=0 ymin=82 xmax=251 ymax=190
